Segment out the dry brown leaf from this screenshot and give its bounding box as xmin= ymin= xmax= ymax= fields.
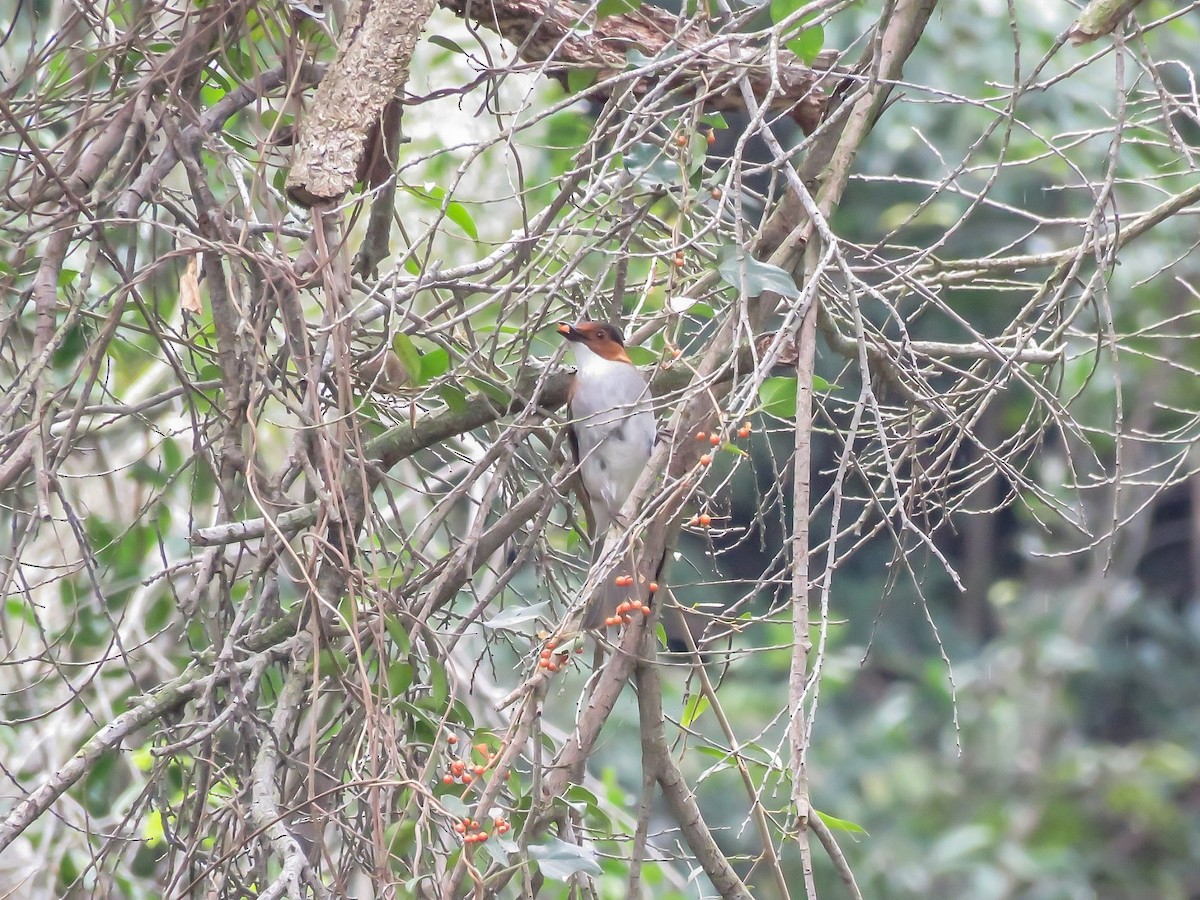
xmin=179 ymin=256 xmax=202 ymax=316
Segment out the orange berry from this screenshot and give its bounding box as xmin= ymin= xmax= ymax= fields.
xmin=443 ymin=775 xmax=455 ymax=785
xmin=706 ymin=129 xmax=716 ymax=145
xmin=546 ymin=638 xmax=557 ymax=650
xmin=673 ymin=256 xmax=685 ymax=269
xmin=672 ymin=348 xmax=682 ymax=358
xmin=546 ymin=662 xmax=558 ymax=673
xmin=539 ymin=649 xmax=551 ymax=660
xmin=623 ymin=615 xmax=633 ymax=624
xmin=478 ymin=831 xmax=489 ymax=842
xmin=447 ymin=735 xmax=457 ymax=745
xmin=576 ymin=645 xmax=585 ymax=653
xmin=709 ymin=434 xmax=721 ymax=446
xmin=631 ymin=599 xmax=643 ymax=609
xmin=695 ymin=430 xmax=707 ymax=441
xmin=648 ymin=582 xmax=659 ymax=593
xmin=451 ymin=760 xmax=465 ymax=775
xmin=711 ymin=187 xmax=721 ymax=199
xmin=454 ymin=822 xmax=467 ymax=834
xmin=675 ymin=132 xmax=688 ymax=147
xmin=494 ymin=817 xmax=506 ymax=827
xmin=698 ymin=513 xmax=712 ymax=527
xmin=474 ymin=765 xmax=486 ymax=776
xmin=641 ymin=606 xmax=651 ymax=617
xmin=699 ymin=454 xmax=712 ymax=466
xmin=461 ymin=774 xmax=473 ymax=785
xmin=738 ymin=427 xmax=750 ymax=439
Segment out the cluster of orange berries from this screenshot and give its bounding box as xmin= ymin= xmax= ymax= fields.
xmin=602 ymin=580 xmax=658 ymax=628
xmin=675 ymin=129 xmax=716 ymax=147
xmin=693 ymin=421 xmax=753 ymax=466
xmin=537 ymin=637 xmax=583 ymax=673
xmin=456 ymin=814 xmax=510 ymax=844
xmin=440 ymin=736 xmax=500 ymax=787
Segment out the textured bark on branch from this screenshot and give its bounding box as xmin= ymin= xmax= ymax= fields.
xmin=1067 ymin=0 xmax=1146 ymax=44
xmin=287 ymin=0 xmax=438 ymax=205
xmin=439 ymin=0 xmax=836 ymax=132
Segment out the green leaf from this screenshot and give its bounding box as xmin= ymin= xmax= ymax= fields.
xmin=681 ymin=693 xmax=709 ymax=727
xmin=597 ymin=0 xmax=640 ymax=17
xmin=385 ymin=615 xmax=411 ymax=654
xmin=770 ymin=0 xmax=824 ymax=64
xmin=623 ymin=141 xmax=680 ymax=189
xmin=439 ymin=385 xmax=468 ymax=414
xmin=624 ymin=346 xmax=656 ymax=366
xmin=815 ymin=809 xmax=869 ymax=835
xmin=566 ymin=68 xmax=597 ymax=93
xmin=392 ymin=333 xmax=422 ymax=383
xmin=387 ymin=662 xmax=413 ymax=697
xmin=419 ymin=347 xmax=450 ymax=382
xmin=759 ymin=376 xmax=797 ymax=419
xmin=700 ymin=111 xmax=728 ymax=130
xmin=529 ymin=839 xmax=603 ymax=880
xmin=402 ymin=183 xmax=478 ymax=240
xmin=786 ymin=25 xmax=824 ymax=65
xmin=717 ymin=246 xmax=800 ymax=299
xmin=428 ymin=35 xmax=466 ymax=55
xmin=443 ymin=201 xmax=478 ymax=241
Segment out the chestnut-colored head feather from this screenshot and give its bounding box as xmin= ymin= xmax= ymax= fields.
xmin=557 ymin=321 xmax=631 ymax=363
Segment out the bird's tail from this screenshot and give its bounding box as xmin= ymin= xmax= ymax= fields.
xmin=580 ymin=530 xmax=646 ymax=630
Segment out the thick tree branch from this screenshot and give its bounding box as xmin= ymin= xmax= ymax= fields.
xmin=439 ymin=0 xmax=835 ymax=133
xmin=288 ymin=0 xmax=438 ymax=205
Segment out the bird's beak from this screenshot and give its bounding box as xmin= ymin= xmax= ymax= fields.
xmin=557 ymin=322 xmax=576 ymax=338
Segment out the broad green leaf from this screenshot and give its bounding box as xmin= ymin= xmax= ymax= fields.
xmin=770 ymin=0 xmax=824 ymax=64
xmin=392 ymin=333 xmax=421 ymax=383
xmin=624 ymin=346 xmax=656 ymax=366
xmin=681 ymin=693 xmax=709 ymax=726
xmin=385 ymin=615 xmax=411 ymax=654
xmin=529 ymin=839 xmax=602 ymax=880
xmin=386 ymin=662 xmax=413 ymax=697
xmin=419 ymin=347 xmax=450 ymax=382
xmin=759 ymin=376 xmax=797 ymax=419
xmin=566 ymin=68 xmax=598 ymax=93
xmin=439 ymin=385 xmax=468 ymax=414
xmin=786 ymin=25 xmax=824 ymax=65
xmin=428 ymin=35 xmax=466 ymax=55
xmin=403 ymin=183 xmax=478 ymax=240
xmin=142 ymin=809 xmax=165 ymax=847
xmin=597 ymin=0 xmax=640 ymax=17
xmin=815 ymin=809 xmax=869 ymax=835
xmin=623 ymin=141 xmax=680 ymax=188
xmin=717 ymin=247 xmax=800 ymax=299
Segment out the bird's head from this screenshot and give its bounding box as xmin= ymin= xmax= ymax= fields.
xmin=557 ymin=321 xmax=632 ymax=363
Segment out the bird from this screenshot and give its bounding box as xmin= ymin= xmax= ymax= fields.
xmin=558 ymin=321 xmax=656 ymax=629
